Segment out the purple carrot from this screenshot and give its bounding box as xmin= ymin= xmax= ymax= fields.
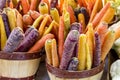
xmin=3 ymin=27 xmax=24 ymax=53
xmin=50 ymin=0 xmax=58 ymax=8
xmin=70 ymin=22 xmax=82 ymax=34
xmin=24 ymin=26 xmax=35 ymax=37
xmin=67 ymin=57 xmax=79 ymax=71
xmin=0 ymin=0 xmax=6 ymax=10
xmin=93 ymin=32 xmax=101 ymax=67
xmin=16 ymin=28 xmax=39 ymax=52
xmin=1 ymin=12 xmax=11 ymax=38
xmin=60 ymin=30 xmax=79 ymax=70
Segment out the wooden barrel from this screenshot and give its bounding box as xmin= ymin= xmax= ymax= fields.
xmin=46 ymin=62 xmax=104 ymax=80
xmin=0 ymin=51 xmax=42 ymax=80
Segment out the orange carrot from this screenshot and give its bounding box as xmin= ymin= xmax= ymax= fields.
xmin=67 ymin=6 xmax=76 ymax=24
xmin=114 ymin=27 xmax=120 ymax=40
xmin=58 ymin=16 xmax=64 ymax=61
xmin=77 ymin=0 xmax=83 ymax=7
xmin=101 ymin=30 xmax=115 ymax=61
xmin=96 ymin=22 xmax=108 ymax=44
xmin=100 ymin=7 xmax=115 ymax=24
xmin=29 ymin=10 xmax=40 ymax=20
xmin=59 ymin=0 xmax=64 ymax=14
xmin=28 ymin=33 xmax=55 ymax=52
xmin=92 ymin=2 xmax=110 ymax=28
xmin=51 ymin=39 xmax=59 ymax=67
xmin=23 ymin=14 xmax=33 ymax=25
xmin=38 ymin=15 xmax=49 ymax=37
xmin=20 ymin=0 xmax=30 ymax=14
xmin=89 ymin=0 xmax=100 ymax=22
xmin=30 ymin=0 xmax=38 ymax=10
xmin=82 ymin=0 xmax=87 ymax=7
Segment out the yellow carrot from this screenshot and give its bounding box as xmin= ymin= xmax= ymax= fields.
xmin=45 ymin=39 xmax=52 ymax=65
xmin=38 ymin=15 xmax=49 ymax=37
xmin=86 ymin=23 xmax=94 ymax=62
xmin=78 ymin=13 xmax=86 ymax=32
xmin=43 ymin=20 xmax=59 ymax=36
xmin=0 ymin=15 xmax=7 ymax=50
xmin=32 ymin=15 xmax=44 ymax=28
xmin=39 ymin=2 xmax=48 ymax=15
xmin=86 ymin=41 xmax=92 ymax=70
xmin=51 ymin=39 xmax=59 ymax=68
xmin=101 ymin=30 xmax=115 ymax=61
xmin=50 ymin=8 xmax=60 ymax=23
xmin=5 ymin=8 xmax=16 ymax=31
xmin=78 ymin=34 xmax=87 ymax=71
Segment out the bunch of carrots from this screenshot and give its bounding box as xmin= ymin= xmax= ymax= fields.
xmin=0 ymin=0 xmax=120 ymax=71
xmin=43 ymin=0 xmax=120 ymax=71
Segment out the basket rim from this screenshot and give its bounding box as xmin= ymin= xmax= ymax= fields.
xmin=46 ymin=61 xmax=104 ymax=78
xmin=0 ymin=75 xmax=34 ymax=80
xmin=0 ymin=51 xmax=42 ymax=60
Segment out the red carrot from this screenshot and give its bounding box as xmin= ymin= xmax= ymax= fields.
xmin=67 ymin=6 xmax=76 ymax=24
xmin=58 ymin=16 xmax=64 ymax=61
xmin=20 ymin=0 xmax=30 ymax=14
xmin=30 ymin=0 xmax=38 ymax=10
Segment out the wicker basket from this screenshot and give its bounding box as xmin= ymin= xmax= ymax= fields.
xmin=46 ymin=62 xmax=104 ymax=80
xmin=0 ymin=51 xmax=42 ymax=80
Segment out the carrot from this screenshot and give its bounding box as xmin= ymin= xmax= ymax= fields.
xmin=15 ymin=9 xmax=23 ymax=29
xmin=50 ymin=8 xmax=60 ymax=23
xmin=89 ymin=0 xmax=100 ymax=22
xmin=100 ymin=7 xmax=115 ymax=24
xmin=23 ymin=14 xmax=33 ymax=25
xmin=114 ymin=27 xmax=120 ymax=40
xmin=109 ymin=21 xmax=120 ymax=41
xmin=58 ymin=16 xmax=64 ymax=61
xmin=38 ymin=15 xmax=49 ymax=37
xmin=7 ymin=0 xmax=14 ymax=8
xmin=86 ymin=23 xmax=94 ymax=63
xmin=101 ymin=30 xmax=115 ymax=61
xmin=82 ymin=0 xmax=87 ymax=7
xmin=32 ymin=15 xmax=44 ymax=28
xmin=28 ymin=33 xmax=55 ymax=52
xmin=59 ymin=0 xmax=64 ymax=14
xmin=93 ymin=32 xmax=101 ymax=67
xmin=43 ymin=20 xmax=59 ymax=36
xmin=67 ymin=6 xmax=76 ymax=24
xmin=77 ymin=0 xmax=83 ymax=7
xmin=20 ymin=0 xmax=30 ymax=14
xmin=86 ymin=40 xmax=92 ymax=70
xmin=29 ymin=10 xmax=40 ymax=20
xmin=51 ymin=39 xmax=59 ymax=68
xmin=30 ymin=0 xmax=38 ymax=10
xmin=45 ymin=39 xmax=52 ymax=65
xmin=41 ymin=0 xmax=50 ymax=11
xmin=78 ymin=13 xmax=86 ymax=32
xmin=39 ymin=2 xmax=49 ymax=15
xmin=96 ymin=22 xmax=108 ymax=44
xmin=78 ymin=34 xmax=87 ymax=71
xmin=92 ymin=2 xmax=110 ymax=28
xmin=0 ymin=0 xmax=6 ymax=10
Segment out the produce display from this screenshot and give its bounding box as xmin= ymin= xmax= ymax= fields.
xmin=0 ymin=0 xmax=120 ymax=80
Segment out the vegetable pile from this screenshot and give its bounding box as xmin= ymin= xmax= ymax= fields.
xmin=0 ymin=0 xmax=120 ymax=72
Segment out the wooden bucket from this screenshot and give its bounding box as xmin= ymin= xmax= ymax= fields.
xmin=46 ymin=62 xmax=104 ymax=80
xmin=0 ymin=51 xmax=42 ymax=80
